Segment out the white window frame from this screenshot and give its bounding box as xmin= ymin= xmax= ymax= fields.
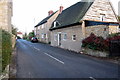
xmin=41 ymin=24 xmax=44 ymax=29
xmin=38 ymin=26 xmax=40 ymax=29
xmin=54 ymin=34 xmax=57 ymax=41
xmin=41 ymin=33 xmax=44 ymax=39
xmin=53 ymin=22 xmax=57 ymax=27
xmin=72 ymin=35 xmax=76 ymax=41
xmin=100 ymin=14 xmax=105 ymax=21
xmin=63 ymin=33 xmax=67 ymax=41
xmin=45 ymin=34 xmax=48 ymax=38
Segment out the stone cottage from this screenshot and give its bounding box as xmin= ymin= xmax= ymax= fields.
xmin=50 ymin=0 xmax=119 ymax=52
xmin=34 ymin=6 xmax=63 ymax=43
xmin=0 ymin=0 xmax=13 ymax=33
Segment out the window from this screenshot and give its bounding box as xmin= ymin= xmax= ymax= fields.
xmin=100 ymin=14 xmax=105 ymax=21
xmin=72 ymin=35 xmax=76 ymax=41
xmin=63 ymin=33 xmax=67 ymax=40
xmin=41 ymin=24 xmax=44 ymax=29
xmin=44 ymin=34 xmax=46 ymax=40
xmin=53 ymin=22 xmax=57 ymax=27
xmin=41 ymin=33 xmax=44 ymax=38
xmin=45 ymin=34 xmax=47 ymax=38
xmin=54 ymin=34 xmax=57 ymax=41
xmin=38 ymin=26 xmax=40 ymax=29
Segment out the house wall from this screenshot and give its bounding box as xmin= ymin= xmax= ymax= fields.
xmin=0 ymin=0 xmax=12 ymax=33
xmin=51 ymin=24 xmax=110 ymax=52
xmin=83 ymin=0 xmax=118 ymax=22
xmin=85 ymin=25 xmax=109 ymax=39
xmin=36 ymin=11 xmax=60 ymax=43
xmin=109 ymin=25 xmax=119 ymax=34
xmin=51 ymin=25 xmax=84 ymax=52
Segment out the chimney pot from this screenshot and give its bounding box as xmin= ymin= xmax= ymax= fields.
xmin=48 ymin=10 xmax=54 ymax=16
xmin=59 ymin=6 xmax=63 ymax=13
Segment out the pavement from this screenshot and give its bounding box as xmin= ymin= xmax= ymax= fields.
xmin=15 ymin=39 xmax=120 ymax=78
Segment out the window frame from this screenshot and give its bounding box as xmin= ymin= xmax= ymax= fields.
xmin=100 ymin=14 xmax=105 ymax=21
xmin=72 ymin=35 xmax=76 ymax=41
xmin=54 ymin=34 xmax=57 ymax=41
xmin=41 ymin=24 xmax=44 ymax=29
xmin=53 ymin=22 xmax=57 ymax=27
xmin=63 ymin=33 xmax=67 ymax=41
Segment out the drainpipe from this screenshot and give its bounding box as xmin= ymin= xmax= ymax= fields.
xmin=82 ymin=20 xmax=86 ymax=38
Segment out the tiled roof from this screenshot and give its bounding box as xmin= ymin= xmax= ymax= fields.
xmin=17 ymin=32 xmax=22 ymax=34
xmin=50 ymin=0 xmax=94 ymax=30
xmin=35 ymin=11 xmax=57 ymax=27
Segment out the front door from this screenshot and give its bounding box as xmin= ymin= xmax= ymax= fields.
xmin=58 ymin=33 xmax=61 ymax=46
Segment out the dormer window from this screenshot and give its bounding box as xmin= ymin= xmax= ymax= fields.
xmin=100 ymin=14 xmax=105 ymax=21
xmin=53 ymin=21 xmax=60 ymax=28
xmin=53 ymin=21 xmax=57 ymax=27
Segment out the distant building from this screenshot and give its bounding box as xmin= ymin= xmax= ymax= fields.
xmin=17 ymin=32 xmax=23 ymax=38
xmin=0 ymin=0 xmax=13 ymax=33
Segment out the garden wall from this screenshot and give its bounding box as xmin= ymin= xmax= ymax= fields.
xmin=82 ymin=48 xmax=109 ymax=57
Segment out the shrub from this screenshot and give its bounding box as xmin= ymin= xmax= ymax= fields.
xmin=82 ymin=33 xmax=105 ymax=51
xmin=1 ymin=30 xmax=12 ymax=71
xmin=82 ymin=33 xmax=120 ymax=51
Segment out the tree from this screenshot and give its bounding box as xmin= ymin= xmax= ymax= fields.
xmin=23 ymin=33 xmax=28 ymax=40
xmin=12 ymin=25 xmax=18 ymax=36
xmin=28 ymin=31 xmax=35 ymax=40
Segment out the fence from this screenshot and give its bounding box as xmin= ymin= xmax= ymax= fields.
xmin=109 ymin=40 xmax=120 ymax=56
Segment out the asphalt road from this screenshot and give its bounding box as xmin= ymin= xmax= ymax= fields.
xmin=16 ymin=39 xmax=120 ymax=78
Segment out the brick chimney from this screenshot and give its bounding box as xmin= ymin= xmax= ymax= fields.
xmin=59 ymin=6 xmax=63 ymax=13
xmin=48 ymin=10 xmax=54 ymax=16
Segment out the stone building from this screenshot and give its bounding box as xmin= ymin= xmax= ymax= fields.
xmin=50 ymin=0 xmax=119 ymax=52
xmin=0 ymin=0 xmax=13 ymax=33
xmin=34 ymin=6 xmax=63 ymax=43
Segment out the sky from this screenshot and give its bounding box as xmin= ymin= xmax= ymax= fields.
xmin=12 ymin=0 xmax=120 ymax=34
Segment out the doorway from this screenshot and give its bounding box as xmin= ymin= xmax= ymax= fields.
xmin=58 ymin=33 xmax=61 ymax=46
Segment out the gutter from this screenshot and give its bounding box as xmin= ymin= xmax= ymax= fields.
xmin=50 ymin=22 xmax=82 ymax=31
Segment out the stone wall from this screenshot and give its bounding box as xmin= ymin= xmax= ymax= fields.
xmin=51 ymin=24 xmax=111 ymax=53
xmin=82 ymin=48 xmax=109 ymax=57
xmin=11 ymin=34 xmax=16 ymax=48
xmin=109 ymin=25 xmax=119 ymax=34
xmin=0 ymin=0 xmax=12 ymax=33
xmin=83 ymin=0 xmax=118 ymax=22
xmin=51 ymin=25 xmax=84 ymax=52
xmin=85 ymin=25 xmax=109 ymax=39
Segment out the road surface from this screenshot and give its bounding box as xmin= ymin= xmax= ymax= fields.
xmin=16 ymin=39 xmax=120 ymax=78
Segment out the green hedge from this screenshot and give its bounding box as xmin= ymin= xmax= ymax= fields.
xmin=0 ymin=29 xmax=12 ymax=71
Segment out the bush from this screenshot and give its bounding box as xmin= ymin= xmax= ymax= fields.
xmin=82 ymin=33 xmax=105 ymax=51
xmin=108 ymin=32 xmax=120 ymax=38
xmin=1 ymin=30 xmax=12 ymax=71
xmin=82 ymin=33 xmax=120 ymax=51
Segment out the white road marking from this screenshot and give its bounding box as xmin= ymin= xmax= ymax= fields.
xmin=89 ymin=77 xmax=96 ymax=80
xmin=33 ymin=46 xmax=64 ymax=64
xmin=44 ymin=53 xmax=64 ymax=64
xmin=34 ymin=47 xmax=40 ymax=51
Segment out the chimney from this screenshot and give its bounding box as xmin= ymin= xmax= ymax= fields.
xmin=48 ymin=10 xmax=54 ymax=16
xmin=59 ymin=6 xmax=63 ymax=13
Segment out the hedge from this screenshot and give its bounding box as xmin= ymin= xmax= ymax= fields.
xmin=82 ymin=33 xmax=120 ymax=52
xmin=0 ymin=29 xmax=12 ymax=72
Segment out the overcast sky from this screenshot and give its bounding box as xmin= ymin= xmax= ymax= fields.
xmin=12 ymin=0 xmax=120 ymax=34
